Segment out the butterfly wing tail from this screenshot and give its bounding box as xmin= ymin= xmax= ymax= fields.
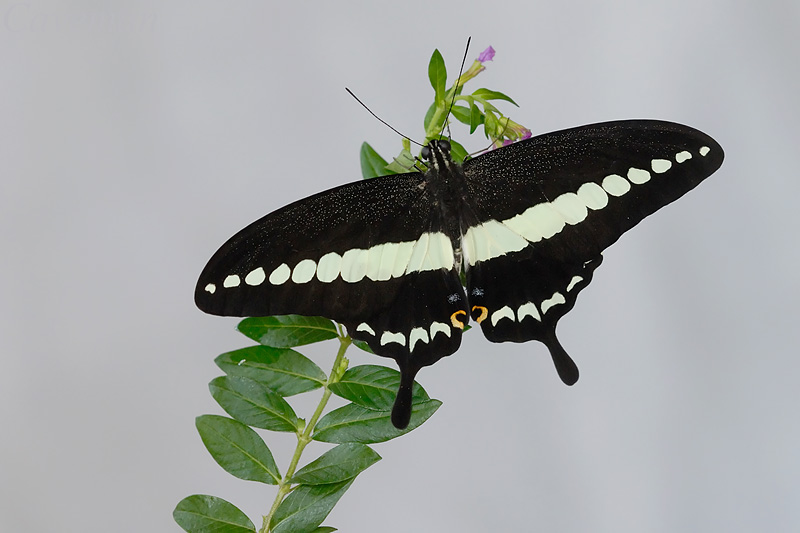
xmin=390 ymin=365 xmax=419 ymax=429
xmin=542 ymin=329 xmax=579 ymax=385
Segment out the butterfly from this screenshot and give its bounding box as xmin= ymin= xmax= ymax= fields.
xmin=195 ymin=119 xmax=724 ymax=428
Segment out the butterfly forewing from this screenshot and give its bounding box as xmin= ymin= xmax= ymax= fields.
xmin=197 ymin=172 xmax=428 ymax=318
xmin=462 ymin=120 xmax=723 ymax=256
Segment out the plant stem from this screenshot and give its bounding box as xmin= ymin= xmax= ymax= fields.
xmin=261 ymin=335 xmax=352 ymax=533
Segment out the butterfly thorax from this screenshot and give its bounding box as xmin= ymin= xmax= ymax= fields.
xmin=421 ymin=140 xmax=470 ymax=261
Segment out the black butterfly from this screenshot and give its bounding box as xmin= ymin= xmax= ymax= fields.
xmin=196 ymin=120 xmax=724 ymax=428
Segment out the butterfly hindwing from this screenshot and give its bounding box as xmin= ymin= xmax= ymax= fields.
xmin=465 ymin=251 xmax=603 ymax=385
xmin=345 ymin=266 xmax=467 ymax=428
xmin=458 ymin=120 xmax=724 ymax=382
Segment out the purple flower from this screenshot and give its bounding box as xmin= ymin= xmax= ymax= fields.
xmin=457 ymin=45 xmax=496 ymax=87
xmin=493 ymin=119 xmax=531 ymax=149
xmin=477 ymin=46 xmax=495 ymax=63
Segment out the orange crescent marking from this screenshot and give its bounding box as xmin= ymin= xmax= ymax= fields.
xmin=472 ymin=305 xmax=488 ymax=323
xmin=450 ymin=310 xmax=467 ymax=329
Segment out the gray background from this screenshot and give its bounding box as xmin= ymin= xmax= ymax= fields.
xmin=2 ymin=1 xmax=798 ymax=532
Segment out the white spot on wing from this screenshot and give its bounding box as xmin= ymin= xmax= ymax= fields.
xmin=551 ymin=192 xmax=589 ymax=225
xmin=699 ymin=146 xmax=711 ymax=156
xmin=405 ymin=232 xmax=430 ymax=274
xmin=676 ymin=151 xmax=692 ymax=163
xmin=422 ymin=232 xmax=455 ymax=272
xmin=291 ymin=259 xmax=317 ymax=284
xmin=541 ymin=292 xmax=566 ymax=314
xmin=430 ymin=321 xmax=451 ymax=339
xmin=268 ymin=264 xmax=290 ymax=285
xmin=566 ymin=275 xmax=583 ymax=292
xmin=223 ymin=274 xmax=241 ymax=288
xmin=464 ymin=220 xmax=528 ymax=266
xmin=627 ymin=167 xmax=651 ymax=184
xmin=409 ymin=327 xmax=430 ymax=352
xmin=374 ymin=242 xmax=398 ymax=281
xmin=490 ymin=306 xmax=515 ymax=326
xmin=577 ymin=182 xmax=609 ymax=210
xmin=602 ymin=174 xmax=631 ymax=196
xmin=380 ymin=331 xmax=406 ymax=347
xmin=204 ymin=283 xmax=216 ymax=294
xmin=651 ymin=159 xmax=672 ymax=174
xmin=517 ymin=302 xmax=540 ymax=322
xmin=390 ymin=241 xmax=415 ymax=278
xmin=365 ymin=244 xmax=385 ymax=281
xmin=404 ymin=232 xmax=455 ymax=274
xmin=341 ymin=248 xmax=368 ymax=283
xmin=356 ymin=323 xmax=375 ymax=336
xmin=316 ymin=252 xmax=341 ymax=283
xmin=502 ymin=203 xmax=565 ymax=244
xmin=245 ymin=267 xmax=266 ymax=286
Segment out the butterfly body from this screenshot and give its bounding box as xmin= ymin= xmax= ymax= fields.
xmin=196 ymin=120 xmax=724 ymax=428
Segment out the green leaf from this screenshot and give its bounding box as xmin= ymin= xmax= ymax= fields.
xmin=449 ymin=104 xmax=472 ymax=125
xmin=311 ymin=528 xmax=337 ymax=533
xmin=329 ymin=365 xmax=429 ymax=411
xmin=350 ymin=339 xmax=374 ymax=354
xmin=484 ymin=110 xmax=499 ymax=139
xmin=469 ymin=100 xmax=483 ymax=134
xmin=270 ymin=479 xmax=354 ymax=533
xmin=471 ymin=88 xmax=518 ymax=106
xmin=238 ymin=315 xmax=337 ymax=348
xmin=291 ymin=443 xmax=381 ymax=485
xmin=312 ymin=400 xmax=441 ymax=444
xmin=209 ymin=376 xmax=300 ymax=432
xmin=173 ymin=494 xmax=255 ymax=533
xmin=428 ymin=49 xmax=447 ymax=102
xmin=384 ymin=148 xmax=416 ymax=174
xmin=196 ymin=415 xmax=280 ymax=484
xmin=359 ymin=142 xmax=390 ymax=179
xmin=423 ymin=101 xmax=437 ymax=132
xmin=449 ymin=139 xmax=469 ymax=164
xmin=216 ymin=346 xmax=325 ymax=397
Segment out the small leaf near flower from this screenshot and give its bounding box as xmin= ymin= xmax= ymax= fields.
xmin=360 ymin=142 xmax=391 ymax=179
xmin=428 ymin=49 xmax=447 ymax=103
xmin=471 ymin=88 xmax=519 ymax=107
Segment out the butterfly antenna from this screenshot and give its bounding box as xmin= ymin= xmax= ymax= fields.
xmin=345 ymin=88 xmax=423 ymax=147
xmin=438 ymin=36 xmax=472 ymax=140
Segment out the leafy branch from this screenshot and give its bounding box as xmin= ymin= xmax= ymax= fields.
xmin=365 ymin=45 xmax=530 ymax=176
xmin=175 ymin=316 xmax=440 ymax=533
xmin=177 ymin=44 xmax=523 ymax=533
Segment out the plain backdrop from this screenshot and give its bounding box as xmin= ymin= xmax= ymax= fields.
xmin=2 ymin=1 xmax=799 ymax=532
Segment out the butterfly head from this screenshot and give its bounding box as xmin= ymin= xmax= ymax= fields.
xmin=420 ymin=139 xmax=452 ymax=171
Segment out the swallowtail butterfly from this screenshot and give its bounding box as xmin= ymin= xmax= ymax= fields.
xmin=196 ymin=120 xmax=724 ymax=428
